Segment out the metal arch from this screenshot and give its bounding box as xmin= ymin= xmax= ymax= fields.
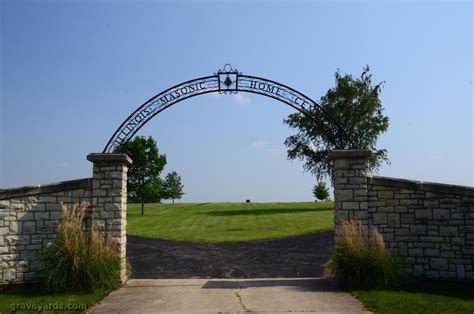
xmin=103 ymin=64 xmax=355 ymax=153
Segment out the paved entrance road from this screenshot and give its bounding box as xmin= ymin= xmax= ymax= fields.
xmin=127 ymin=232 xmax=334 ymax=279
xmin=89 ymin=278 xmax=370 ymax=313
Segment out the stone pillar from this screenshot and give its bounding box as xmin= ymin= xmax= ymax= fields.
xmin=328 ymin=150 xmax=371 ymax=230
xmin=87 ymin=153 xmax=132 ymax=284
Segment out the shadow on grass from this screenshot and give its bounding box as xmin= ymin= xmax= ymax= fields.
xmin=202 ymin=207 xmax=332 ymax=216
xmin=396 ymin=280 xmax=474 ymax=299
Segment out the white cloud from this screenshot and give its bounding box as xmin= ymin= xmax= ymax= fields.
xmin=234 ymin=93 xmax=250 ymax=105
xmin=59 ymin=161 xmax=71 ymax=168
xmin=252 ymin=140 xmax=265 ymax=148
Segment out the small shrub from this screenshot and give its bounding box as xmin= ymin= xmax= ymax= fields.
xmin=44 ymin=202 xmax=121 ymax=292
xmin=325 ymin=220 xmax=401 ymax=290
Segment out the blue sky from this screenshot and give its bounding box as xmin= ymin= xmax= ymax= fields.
xmin=1 ymin=0 xmax=472 ymax=202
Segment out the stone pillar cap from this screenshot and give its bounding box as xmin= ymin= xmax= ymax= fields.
xmin=328 ymin=149 xmax=372 ymax=160
xmin=87 ymin=153 xmax=133 ymax=166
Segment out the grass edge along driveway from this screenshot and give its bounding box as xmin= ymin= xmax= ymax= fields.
xmin=353 ymin=287 xmax=474 ymax=314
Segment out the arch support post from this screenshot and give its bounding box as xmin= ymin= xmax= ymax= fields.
xmin=87 ymin=153 xmax=132 ymax=284
xmin=329 ymin=150 xmax=371 ymax=231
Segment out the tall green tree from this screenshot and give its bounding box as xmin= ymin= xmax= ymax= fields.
xmin=162 ymin=171 xmax=184 ymax=204
xmin=284 ymin=66 xmax=389 ymax=181
xmin=313 ymin=182 xmax=330 ymax=202
xmin=114 ymin=136 xmax=167 ymax=215
xmin=143 ymin=177 xmax=163 ymax=204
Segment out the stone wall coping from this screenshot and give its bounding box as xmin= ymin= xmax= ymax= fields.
xmin=0 ymin=178 xmax=92 ymax=200
xmin=328 ymin=149 xmax=372 ymax=160
xmin=369 ymin=175 xmax=474 ymax=197
xmin=87 ymin=153 xmax=133 ymax=166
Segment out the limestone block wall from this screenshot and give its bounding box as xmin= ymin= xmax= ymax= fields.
xmin=0 ymin=153 xmax=131 ymax=285
xmin=0 ymin=179 xmax=92 ymax=284
xmin=330 ymin=150 xmax=474 ymax=282
xmin=87 ymin=153 xmax=131 ymax=283
xmin=367 ymin=176 xmax=474 ymax=280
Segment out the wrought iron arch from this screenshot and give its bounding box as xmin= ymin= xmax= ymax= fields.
xmin=104 ymin=64 xmax=354 ymax=153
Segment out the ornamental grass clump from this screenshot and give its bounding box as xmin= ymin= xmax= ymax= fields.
xmin=326 ymin=220 xmax=401 ymax=290
xmin=44 ymin=202 xmax=121 ymax=292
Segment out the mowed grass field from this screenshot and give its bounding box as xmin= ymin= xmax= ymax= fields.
xmin=127 ymin=202 xmax=334 ymax=243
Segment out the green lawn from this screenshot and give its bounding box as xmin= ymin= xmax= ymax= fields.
xmin=353 ymin=288 xmax=474 ymax=314
xmin=127 ymin=202 xmax=334 ymax=243
xmin=0 ymin=287 xmax=108 ymax=313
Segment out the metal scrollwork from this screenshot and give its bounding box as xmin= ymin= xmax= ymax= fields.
xmin=103 ymin=65 xmax=354 ymax=153
xmin=215 ymin=64 xmax=241 ymax=94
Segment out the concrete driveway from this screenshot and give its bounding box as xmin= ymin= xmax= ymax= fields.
xmin=89 ymin=278 xmax=370 ymax=313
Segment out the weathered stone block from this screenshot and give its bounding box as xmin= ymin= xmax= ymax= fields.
xmin=456 ymin=265 xmax=466 ymax=279
xmin=430 ymin=258 xmax=448 ymax=270
xmin=423 ymin=199 xmax=439 ymax=207
xmin=335 ymin=210 xmax=349 ymax=221
xmin=424 ymin=270 xmax=440 ymax=278
xmin=56 ymin=196 xmax=72 ymax=203
xmin=399 ymin=214 xmax=414 ymax=225
xmin=425 ymin=192 xmax=436 ymax=199
xmin=395 ymin=228 xmax=409 ymax=236
xmin=24 ymin=272 xmax=37 ymax=281
xmin=34 ymin=212 xmax=49 ymax=220
xmin=401 ymin=199 xmax=419 ymax=206
xmin=387 ymin=214 xmax=400 ymax=227
xmin=420 ymin=236 xmax=444 ymax=243
xmin=386 ymin=199 xmax=399 ymax=206
xmin=38 ymin=196 xmax=56 ymax=203
xmin=353 ymin=210 xmax=368 ymax=220
xmin=424 ymin=248 xmax=439 ymax=257
xmin=440 ymin=271 xmax=456 ymax=279
xmin=440 ymin=251 xmax=455 ymax=258
xmin=433 ymin=209 xmax=450 ymax=220
xmin=378 ymin=191 xmax=394 ymax=199
xmin=23 ymin=222 xmax=36 ymax=234
xmin=99 ymin=211 xmax=115 ymax=219
xmin=107 ymin=171 xmax=124 ymax=179
xmin=45 ymin=203 xmax=60 ymax=211
xmin=334 ymin=189 xmax=353 ymax=201
xmin=408 ymin=248 xmax=423 ymax=256
xmin=49 ymin=211 xmax=61 ymax=220
xmin=342 ymin=170 xmax=356 ymax=177
xmin=373 ymin=213 xmax=387 ymax=224
xmin=108 ymin=189 xmax=122 ymax=197
xmin=0 ymin=227 xmax=10 ymax=236
xmin=8 ymin=221 xmax=22 ymax=234
xmin=93 ymin=189 xmax=108 ymax=197
xmin=413 ymin=265 xmax=424 ymax=276
xmin=410 ymin=225 xmax=426 ymax=235
xmin=342 ymin=202 xmax=359 ymax=210
xmin=349 ymin=177 xmax=366 ymax=184
xmin=439 ymin=226 xmax=458 ymax=236
xmin=16 ymin=212 xmax=33 ymax=222
xmin=71 ymin=189 xmax=85 ymax=197
xmin=0 ymin=200 xmax=11 ymax=209
xmin=415 ymin=209 xmax=432 ymax=219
